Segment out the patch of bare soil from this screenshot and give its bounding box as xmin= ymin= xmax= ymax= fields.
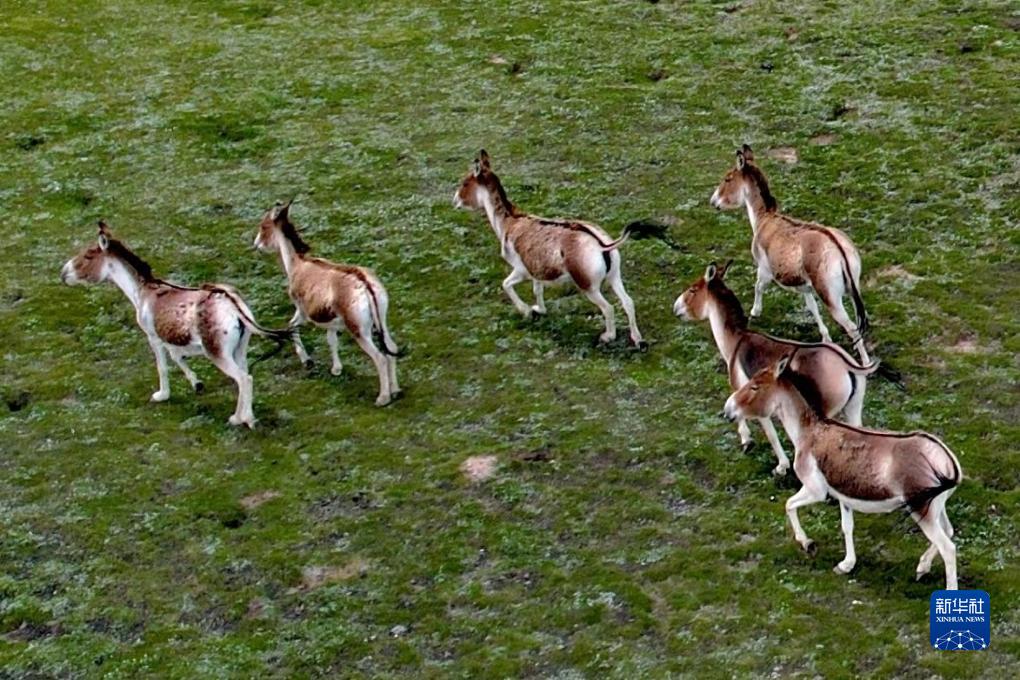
xmin=461 ymin=455 xmax=498 ymax=482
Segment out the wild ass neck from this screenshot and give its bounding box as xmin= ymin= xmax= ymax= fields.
xmin=275 ymin=234 xmax=302 ymax=279
xmin=773 ymin=386 xmax=821 ymax=448
xmin=480 ymin=189 xmax=515 ymax=241
xmin=106 ymin=258 xmax=148 ymax=309
xmin=706 ymin=298 xmax=742 ymax=364
xmin=742 ymin=184 xmax=772 ymax=233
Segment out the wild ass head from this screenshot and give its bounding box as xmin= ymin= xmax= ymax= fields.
xmin=723 ymin=354 xmax=792 ymax=422
xmin=61 ymin=221 xmax=153 ymax=285
xmin=709 ymin=144 xmax=777 ymax=212
xmin=453 ymin=149 xmax=514 ymax=215
xmin=254 ymin=200 xmax=309 ymax=254
xmin=673 ymin=260 xmax=733 ymax=320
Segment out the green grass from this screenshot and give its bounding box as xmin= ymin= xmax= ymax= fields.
xmin=1 ymin=0 xmax=1018 ymax=676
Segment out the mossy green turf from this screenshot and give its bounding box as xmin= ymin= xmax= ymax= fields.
xmin=1 ymin=0 xmax=1018 ymax=677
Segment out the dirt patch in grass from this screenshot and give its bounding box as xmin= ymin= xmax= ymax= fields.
xmin=461 ymin=455 xmax=498 ymax=482
xmin=240 ymin=490 xmax=281 ymax=510
xmin=766 ymin=147 xmax=799 ymax=164
xmin=298 ymin=559 xmax=371 ymax=591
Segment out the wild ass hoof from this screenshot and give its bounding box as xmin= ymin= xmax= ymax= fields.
xmin=303 ymin=358 xmax=315 ymax=369
xmin=228 ymin=414 xmax=257 ymax=429
xmin=772 ymin=463 xmax=790 ymax=477
xmin=634 ymin=339 xmax=649 ymax=352
xmin=330 ymin=365 xmax=344 ymax=377
xmin=833 ymin=560 xmax=855 ymax=575
xmin=801 ymin=540 xmax=817 ymax=556
xmin=741 ymin=441 xmax=755 ymax=454
xmin=598 ymin=332 xmax=617 ymax=345
xmin=915 ymin=569 xmax=929 ymax=582
xmin=392 ymin=389 xmax=405 ymax=401
xmin=193 ymin=381 xmax=205 ymax=394
xmin=150 ymin=390 xmax=170 ymax=403
xmin=375 ymin=394 xmax=394 ymax=407
xmin=530 ymin=305 xmax=546 ymax=316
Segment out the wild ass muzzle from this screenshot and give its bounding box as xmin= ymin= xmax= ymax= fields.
xmin=710 ymin=145 xmax=871 ymax=362
xmin=674 ymin=260 xmax=878 ymax=476
xmin=60 ymin=221 xmax=290 ymax=428
xmin=454 ymin=149 xmax=647 ymax=348
xmin=253 ymin=201 xmax=401 ymax=407
xmin=723 ymin=355 xmax=962 ymax=590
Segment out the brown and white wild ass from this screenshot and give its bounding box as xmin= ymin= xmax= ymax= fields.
xmin=254 ymin=201 xmax=401 ymax=406
xmin=61 ymin=221 xmax=289 ymax=428
xmin=454 ymin=150 xmax=646 ymax=348
xmin=710 ymin=145 xmax=870 ymax=362
xmin=674 ymin=261 xmax=878 ymax=475
xmin=723 ymin=355 xmax=962 ymax=589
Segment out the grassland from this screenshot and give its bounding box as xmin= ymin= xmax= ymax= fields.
xmin=1 ymin=0 xmax=1018 ymax=677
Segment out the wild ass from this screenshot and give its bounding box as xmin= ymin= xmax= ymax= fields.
xmin=710 ymin=145 xmax=870 ymax=362
xmin=673 ymin=261 xmax=878 ymax=475
xmin=454 ymin=149 xmax=646 ymax=348
xmin=60 ymin=221 xmax=289 ymax=427
xmin=723 ymin=355 xmax=962 ymax=589
xmin=254 ymin=201 xmax=401 ymax=406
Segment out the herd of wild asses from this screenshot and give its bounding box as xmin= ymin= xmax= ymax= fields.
xmin=60 ymin=145 xmax=963 ymax=590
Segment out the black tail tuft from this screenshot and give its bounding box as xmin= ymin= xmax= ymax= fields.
xmin=374 ymin=329 xmax=407 ymax=358
xmin=251 ymin=327 xmax=293 ymax=365
xmin=623 ymin=220 xmax=683 ymax=250
xmin=876 ymin=360 xmax=905 ymax=390
xmin=907 ymin=474 xmax=958 ymax=516
xmin=850 ymin=281 xmax=869 ymax=338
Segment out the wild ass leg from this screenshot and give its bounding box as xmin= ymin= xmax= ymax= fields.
xmin=834 ymin=502 xmax=857 ymax=574
xmin=210 ymin=354 xmax=255 ymax=428
xmin=757 ymin=418 xmax=790 ymax=476
xmin=502 ymin=268 xmax=533 ymax=318
xmin=387 ymin=355 xmax=401 ymax=399
xmin=737 ymin=418 xmax=754 ymax=451
xmin=168 ymin=347 xmax=203 ymax=393
xmin=582 ymin=286 xmax=616 ymax=344
xmin=607 ymin=264 xmax=644 ymax=347
xmin=288 ymin=309 xmax=313 ymax=367
xmin=147 ymin=337 xmax=172 ymax=402
xmin=531 ymin=280 xmax=547 ymax=315
xmin=325 ymin=328 xmax=344 ymax=376
xmin=785 ymin=465 xmax=827 ymax=554
xmin=750 ymin=264 xmax=771 ymax=317
xmin=352 ymin=329 xmax=393 ymax=407
xmin=915 ymin=505 xmax=958 ymax=590
xmin=802 ymin=292 xmax=832 ymax=342
xmin=819 ymin=288 xmax=870 ymax=363
xmin=916 ymin=504 xmax=956 ymax=584
xmin=842 ymin=375 xmax=866 ymax=426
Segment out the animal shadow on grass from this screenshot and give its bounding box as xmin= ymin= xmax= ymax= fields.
xmin=519 ymin=299 xmax=650 ymax=356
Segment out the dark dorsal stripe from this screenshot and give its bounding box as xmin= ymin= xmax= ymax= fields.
xmin=107 ymin=239 xmax=155 ymax=282
xmin=741 ymin=164 xmax=778 ymax=212
xmin=280 ymin=218 xmax=311 ymax=254
xmin=708 ymin=279 xmax=748 ymax=330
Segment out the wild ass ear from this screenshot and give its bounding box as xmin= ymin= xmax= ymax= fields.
xmin=718 ymin=259 xmax=733 ymax=278
xmin=97 ymin=220 xmax=110 ymax=249
xmin=736 ymin=149 xmax=746 ymax=170
xmin=704 ymin=263 xmax=718 ymax=281
xmin=477 ymin=149 xmax=491 ymax=173
xmin=741 ymin=144 xmax=754 ymax=162
xmin=774 ymin=353 xmax=793 ymax=378
xmin=273 ymin=200 xmax=292 ymax=223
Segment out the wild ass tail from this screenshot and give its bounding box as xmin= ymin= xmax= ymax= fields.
xmin=907 ymin=434 xmax=963 ymax=516
xmin=212 ymin=287 xmax=293 ymax=362
xmin=363 ymin=280 xmax=401 ymax=357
